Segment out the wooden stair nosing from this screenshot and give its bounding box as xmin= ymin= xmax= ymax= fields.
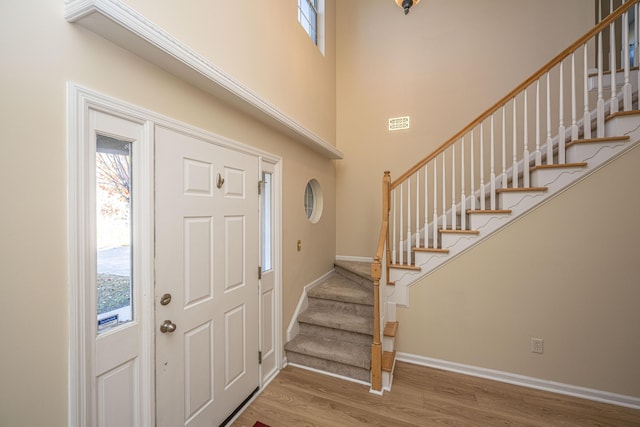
xmin=496 ymin=186 xmax=548 ymax=194
xmin=389 ymin=263 xmax=420 ymax=271
xmin=467 ymin=209 xmax=512 ymax=215
xmin=605 ymin=109 xmax=640 ymax=121
xmin=529 ymin=162 xmax=587 ymax=172
xmin=381 ymin=350 xmax=396 ymax=372
xmin=413 ymin=247 xmax=450 ymax=254
xmin=383 ymin=321 xmax=398 ymax=338
xmin=439 ymin=229 xmax=480 ymax=235
xmin=566 ymin=135 xmax=630 ymax=148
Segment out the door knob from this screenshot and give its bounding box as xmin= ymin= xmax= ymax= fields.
xmin=160 ymin=320 xmax=177 ymax=333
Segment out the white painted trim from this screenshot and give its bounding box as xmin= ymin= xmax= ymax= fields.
xmin=285 ymin=269 xmax=335 ymax=342
xmin=63 ymin=0 xmax=343 ymax=160
xmin=68 ymin=82 xmax=285 ymax=426
xmin=67 ymin=83 xmax=155 ymax=427
xmin=335 ymin=255 xmax=373 ymax=263
xmin=397 ymin=352 xmax=640 ymax=410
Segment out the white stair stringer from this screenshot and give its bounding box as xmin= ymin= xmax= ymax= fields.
xmin=389 ymin=112 xmax=640 ymax=307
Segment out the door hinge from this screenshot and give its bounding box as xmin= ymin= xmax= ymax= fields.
xmin=258 ymin=179 xmax=263 ymax=195
xmin=258 ymin=351 xmax=262 ymax=364
xmin=258 ymin=266 xmax=262 ymax=280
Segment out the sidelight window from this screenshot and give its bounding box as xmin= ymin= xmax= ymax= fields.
xmin=96 ymin=135 xmax=133 ymax=333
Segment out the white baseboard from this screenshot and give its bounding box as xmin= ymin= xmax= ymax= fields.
xmin=285 ymin=269 xmax=335 ymax=342
xmin=397 ymin=352 xmax=640 ymax=410
xmin=336 ymin=255 xmax=373 ymax=263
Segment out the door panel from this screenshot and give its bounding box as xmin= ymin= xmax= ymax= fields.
xmin=155 ymin=126 xmax=259 ymax=427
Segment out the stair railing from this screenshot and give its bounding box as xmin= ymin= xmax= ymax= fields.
xmin=371 ymin=171 xmax=390 ymax=392
xmin=385 ymin=0 xmax=639 ymax=268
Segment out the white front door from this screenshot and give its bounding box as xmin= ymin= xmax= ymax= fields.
xmin=155 ymin=126 xmax=260 ymax=427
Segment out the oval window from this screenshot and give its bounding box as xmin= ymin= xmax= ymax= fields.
xmin=304 ymin=179 xmax=323 ymax=223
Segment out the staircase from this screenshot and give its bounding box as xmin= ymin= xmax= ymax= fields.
xmin=286 ymin=1 xmax=640 ymax=394
xmin=284 ymin=261 xmax=399 ymax=386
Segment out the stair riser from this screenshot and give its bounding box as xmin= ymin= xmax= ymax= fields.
xmin=286 ymin=351 xmax=371 ymax=383
xmin=335 ymin=265 xmax=372 ymax=290
xmin=308 ymin=297 xmax=374 ymax=318
xmin=299 ymin=322 xmax=372 ymax=346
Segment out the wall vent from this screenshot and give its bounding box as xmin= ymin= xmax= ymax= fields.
xmin=388 ymin=116 xmax=410 ymax=131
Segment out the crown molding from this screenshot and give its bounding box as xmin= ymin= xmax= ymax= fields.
xmin=64 ymin=0 xmax=343 ymax=160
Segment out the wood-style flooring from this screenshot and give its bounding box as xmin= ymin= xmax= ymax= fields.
xmin=232 ymin=362 xmax=640 ymax=426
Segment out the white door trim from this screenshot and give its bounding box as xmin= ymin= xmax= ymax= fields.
xmin=67 ymin=83 xmax=282 ymax=426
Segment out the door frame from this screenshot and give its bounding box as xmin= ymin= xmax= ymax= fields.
xmin=67 ymin=83 xmax=282 ymax=426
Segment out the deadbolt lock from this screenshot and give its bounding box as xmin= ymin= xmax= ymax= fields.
xmin=160 ymin=293 xmax=172 ymax=306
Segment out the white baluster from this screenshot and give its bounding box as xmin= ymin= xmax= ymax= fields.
xmin=424 ymin=165 xmax=429 ymax=248
xmin=451 ymin=145 xmax=457 ymax=230
xmin=559 ymin=60 xmax=567 ymax=164
xmin=597 ymin=28 xmax=605 ymax=137
xmin=583 ymin=44 xmax=592 ymax=139
xmin=480 ymin=123 xmax=486 ymax=210
xmin=546 ymin=72 xmax=554 ymax=165
xmin=460 ymin=137 xmax=466 ymax=230
xmin=512 ymin=97 xmax=519 ymax=188
xmin=415 ymin=170 xmax=420 ymax=246
xmin=406 ymin=178 xmax=411 ymax=264
xmin=636 ymin=3 xmax=639 ymax=67
xmin=478 ymin=123 xmax=485 ymax=211
xmin=470 ymin=131 xmax=476 ymax=210
xmin=636 ymin=3 xmax=640 ymax=97
xmin=392 ymin=189 xmax=397 ymax=263
xmin=432 ymin=159 xmax=438 ymax=248
xmin=441 ymin=154 xmax=447 ymax=230
xmin=400 ymin=184 xmax=405 ymax=265
xmin=571 ymin=52 xmax=579 ymax=141
xmin=610 ymin=0 xmax=619 ymax=115
xmin=524 ymin=89 xmax=531 ymax=187
xmin=535 ymin=79 xmax=542 ymax=166
xmin=501 ymin=106 xmax=507 ymax=189
xmin=623 ymin=7 xmax=632 ymax=110
xmin=490 ymin=115 xmax=496 ymax=210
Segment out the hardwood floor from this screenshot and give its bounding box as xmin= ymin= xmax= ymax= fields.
xmin=232 ymin=362 xmax=640 ymax=426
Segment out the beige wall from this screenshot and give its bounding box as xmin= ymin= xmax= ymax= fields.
xmin=335 ymin=0 xmax=640 ymax=399
xmin=335 ymin=0 xmax=594 ymax=256
xmin=397 ymin=144 xmax=640 ymax=397
xmin=0 ymin=1 xmax=336 ymax=426
xmin=123 ymin=0 xmax=337 ymax=144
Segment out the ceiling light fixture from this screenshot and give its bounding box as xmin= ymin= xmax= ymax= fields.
xmin=395 ymin=0 xmax=420 ymax=15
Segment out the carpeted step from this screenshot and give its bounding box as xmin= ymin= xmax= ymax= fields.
xmin=334 ymin=260 xmax=373 ymax=290
xmin=285 ymin=334 xmax=371 ymax=383
xmin=298 ymin=306 xmax=373 ymax=337
xmin=308 ymin=273 xmax=373 ymax=309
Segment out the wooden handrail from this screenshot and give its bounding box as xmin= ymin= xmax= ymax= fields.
xmin=391 ymin=0 xmax=639 ymax=190
xmin=371 ymin=171 xmax=391 ymax=392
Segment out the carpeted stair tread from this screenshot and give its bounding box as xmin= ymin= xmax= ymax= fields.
xmin=285 ymin=334 xmax=371 ymax=370
xmin=297 ymin=307 xmax=373 ymax=336
xmin=308 ymin=273 xmax=373 ymax=306
xmin=334 ymin=260 xmax=372 ymax=280
xmin=334 ymin=260 xmax=373 ymax=290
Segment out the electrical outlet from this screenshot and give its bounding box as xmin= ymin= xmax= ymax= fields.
xmin=531 ymin=338 xmax=544 ymax=354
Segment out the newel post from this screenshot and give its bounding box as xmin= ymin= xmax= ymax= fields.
xmin=371 ymin=171 xmax=391 ymax=392
xmin=370 ymin=256 xmax=382 ymax=391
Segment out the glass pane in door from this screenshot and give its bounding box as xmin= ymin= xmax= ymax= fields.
xmin=96 ymin=135 xmax=133 ymax=333
xmin=261 ymin=172 xmax=273 ymax=272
